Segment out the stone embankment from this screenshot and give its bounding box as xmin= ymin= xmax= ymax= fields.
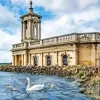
xmin=0 ymin=65 xmax=79 ymax=77
xmin=0 ymin=65 xmax=100 ymax=99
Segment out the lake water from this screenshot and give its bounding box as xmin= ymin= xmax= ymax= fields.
xmin=0 ymin=71 xmax=92 ymax=100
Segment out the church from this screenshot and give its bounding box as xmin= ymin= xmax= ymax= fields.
xmin=12 ymin=1 xmax=100 ymax=66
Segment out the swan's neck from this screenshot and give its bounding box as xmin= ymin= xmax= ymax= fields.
xmin=26 ymin=79 xmax=30 ymax=90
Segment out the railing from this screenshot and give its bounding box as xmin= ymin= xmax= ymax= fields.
xmin=78 ymin=33 xmax=92 ymax=42
xmin=12 ymin=43 xmax=27 ymax=49
xmin=57 ymin=34 xmax=76 ymax=43
xmin=96 ymin=33 xmax=100 ymax=41
xmin=12 ymin=33 xmax=100 ymax=50
xmin=42 ymin=38 xmax=57 ymax=45
xmin=29 ymin=41 xmax=41 ymax=48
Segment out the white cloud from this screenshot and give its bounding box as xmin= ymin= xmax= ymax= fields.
xmin=0 ymin=29 xmax=20 ymax=50
xmin=0 ymin=51 xmax=12 ymax=63
xmin=41 ymin=15 xmax=76 ymax=38
xmin=0 ymin=3 xmax=21 ymax=63
xmin=33 ymin=0 xmax=100 ymax=14
xmin=0 ymin=29 xmax=20 ymax=63
xmin=72 ymin=6 xmax=100 ymax=24
xmin=10 ymin=0 xmax=100 ymax=13
xmin=41 ymin=6 xmax=100 ymax=38
xmin=79 ymin=0 xmax=98 ymax=9
xmin=0 ymin=4 xmax=19 ymax=29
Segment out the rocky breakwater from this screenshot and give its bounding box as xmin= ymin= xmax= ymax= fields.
xmin=0 ymin=65 xmax=79 ymax=77
xmin=76 ymin=66 xmax=100 ymax=99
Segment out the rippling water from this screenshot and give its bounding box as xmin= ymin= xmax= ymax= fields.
xmin=0 ymin=71 xmax=92 ymax=100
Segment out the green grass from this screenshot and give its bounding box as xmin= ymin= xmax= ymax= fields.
xmin=78 ymin=71 xmax=84 ymax=78
xmin=0 ymin=63 xmax=12 ymax=66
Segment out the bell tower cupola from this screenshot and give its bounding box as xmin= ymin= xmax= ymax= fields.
xmin=21 ymin=0 xmax=42 ymax=42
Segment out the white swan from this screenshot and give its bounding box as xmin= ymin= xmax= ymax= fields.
xmin=26 ymin=77 xmax=44 ymax=92
xmin=7 ymin=85 xmax=18 ymax=91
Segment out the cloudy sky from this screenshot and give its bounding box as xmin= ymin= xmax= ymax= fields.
xmin=0 ymin=0 xmax=100 ymax=63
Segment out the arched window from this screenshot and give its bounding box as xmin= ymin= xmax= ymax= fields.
xmin=34 ymin=56 xmax=38 ymax=66
xmin=63 ymin=55 xmax=68 ymax=65
xmin=47 ymin=56 xmax=51 ymax=66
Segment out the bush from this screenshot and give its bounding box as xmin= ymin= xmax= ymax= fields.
xmin=78 ymin=71 xmax=84 ymax=78
xmin=96 ymin=79 xmax=100 ymax=83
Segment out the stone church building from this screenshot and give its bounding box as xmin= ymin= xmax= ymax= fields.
xmin=12 ymin=1 xmax=100 ymax=66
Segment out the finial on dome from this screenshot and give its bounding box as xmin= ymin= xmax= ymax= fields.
xmin=30 ymin=0 xmax=32 ymax=8
xmin=29 ymin=0 xmax=33 ymax=12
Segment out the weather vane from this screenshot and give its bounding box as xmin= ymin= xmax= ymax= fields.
xmin=30 ymin=0 xmax=33 ymax=8
xmin=29 ymin=0 xmax=33 ymax=12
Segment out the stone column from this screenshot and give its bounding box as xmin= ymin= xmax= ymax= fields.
xmin=21 ymin=21 xmax=23 ymax=41
xmin=28 ymin=54 xmax=31 ymax=64
xmin=15 ymin=55 xmax=17 ymax=66
xmin=21 ymin=54 xmax=24 ymax=66
xmin=12 ymin=55 xmax=15 ymax=66
xmin=30 ymin=54 xmax=31 ymax=64
xmin=29 ymin=19 xmax=32 ymax=39
xmin=36 ymin=23 xmax=38 ymax=38
xmin=39 ymin=21 xmax=41 ymax=40
xmin=57 ymin=51 xmax=58 ymax=63
xmin=23 ymin=22 xmax=26 ymax=40
xmin=42 ymin=53 xmax=43 ymax=66
xmin=24 ymin=54 xmax=27 ymax=66
xmin=32 ymin=21 xmax=34 ymax=38
xmin=30 ymin=20 xmax=32 ymax=38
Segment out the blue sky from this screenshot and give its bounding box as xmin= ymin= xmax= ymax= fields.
xmin=0 ymin=0 xmax=100 ymax=63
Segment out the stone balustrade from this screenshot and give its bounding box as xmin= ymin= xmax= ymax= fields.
xmin=42 ymin=37 xmax=57 ymax=45
xmin=96 ymin=33 xmax=100 ymax=40
xmin=12 ymin=33 xmax=100 ymax=50
xmin=28 ymin=41 xmax=40 ymax=48
xmin=57 ymin=34 xmax=76 ymax=43
xmin=12 ymin=43 xmax=27 ymax=50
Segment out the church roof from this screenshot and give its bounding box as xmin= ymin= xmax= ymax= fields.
xmin=20 ymin=12 xmax=42 ymax=18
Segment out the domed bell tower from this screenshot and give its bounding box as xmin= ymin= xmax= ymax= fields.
xmin=21 ymin=0 xmax=42 ymax=42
